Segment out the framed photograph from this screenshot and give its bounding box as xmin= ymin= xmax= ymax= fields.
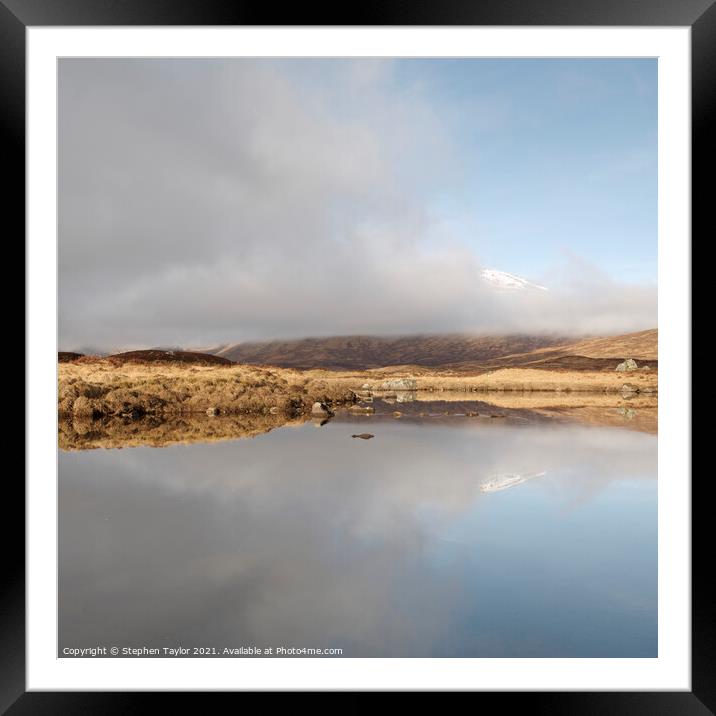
xmin=11 ymin=0 xmax=706 ymax=709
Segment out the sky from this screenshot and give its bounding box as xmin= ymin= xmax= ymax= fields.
xmin=58 ymin=58 xmax=657 ymax=351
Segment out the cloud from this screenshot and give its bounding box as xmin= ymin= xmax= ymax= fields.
xmin=58 ymin=59 xmax=656 ymax=351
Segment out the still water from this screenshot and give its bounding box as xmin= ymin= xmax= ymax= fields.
xmin=59 ymin=409 xmax=657 ymax=657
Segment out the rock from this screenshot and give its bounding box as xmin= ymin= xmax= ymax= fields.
xmin=621 ymin=383 xmax=640 ymax=395
xmin=617 ymin=406 xmax=637 ymax=419
xmin=351 ymin=433 xmax=374 ymax=440
xmin=616 ymin=358 xmax=639 ymax=372
xmin=395 ymin=391 xmax=416 ymax=403
xmin=379 ymin=378 xmax=417 ymax=391
xmin=206 ymin=407 xmax=219 ymax=416
xmin=393 ymin=411 xmax=402 ymax=418
xmin=311 ymin=401 xmax=334 ymax=417
xmin=269 ymin=406 xmax=279 ymax=414
xmin=361 ymin=383 xmax=372 ymax=390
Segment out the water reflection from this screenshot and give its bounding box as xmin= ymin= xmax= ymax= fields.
xmin=480 ymin=471 xmax=547 ymax=493
xmin=380 ymin=390 xmax=417 ymax=404
xmin=59 ymin=415 xmax=657 ymax=657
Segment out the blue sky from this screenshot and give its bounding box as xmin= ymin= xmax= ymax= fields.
xmin=59 ymin=58 xmax=657 ymax=348
xmin=394 ymin=59 xmax=657 ymax=284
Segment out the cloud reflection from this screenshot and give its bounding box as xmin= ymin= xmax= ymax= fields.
xmin=59 ymin=420 xmax=656 ymax=656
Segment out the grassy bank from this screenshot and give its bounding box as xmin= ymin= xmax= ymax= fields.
xmin=58 ymin=361 xmax=357 ymax=419
xmin=387 ymin=367 xmax=657 ymax=394
xmin=58 ymin=359 xmax=657 ymax=421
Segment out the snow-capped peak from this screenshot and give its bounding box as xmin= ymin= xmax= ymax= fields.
xmin=481 ymin=268 xmax=548 ymax=291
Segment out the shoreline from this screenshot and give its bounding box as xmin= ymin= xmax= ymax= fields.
xmin=58 ymin=359 xmax=658 ymax=422
xmin=59 ymin=396 xmax=658 ymax=451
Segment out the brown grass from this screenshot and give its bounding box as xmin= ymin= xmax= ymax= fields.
xmin=557 ymin=329 xmax=657 ymax=360
xmin=404 ymin=390 xmax=658 ymax=410
xmin=484 ymin=328 xmax=657 ymax=366
xmin=58 ymin=361 xmax=357 ymax=419
xmin=387 ymin=367 xmax=658 ymax=393
xmin=58 ymin=356 xmax=657 ymax=425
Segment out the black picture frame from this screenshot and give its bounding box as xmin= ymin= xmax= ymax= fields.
xmin=8 ymin=0 xmax=705 ymax=710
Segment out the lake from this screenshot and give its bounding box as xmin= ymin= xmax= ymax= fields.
xmin=58 ymin=401 xmax=657 ymax=658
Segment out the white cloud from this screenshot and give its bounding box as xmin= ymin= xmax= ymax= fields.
xmin=59 ymin=59 xmax=656 ymax=351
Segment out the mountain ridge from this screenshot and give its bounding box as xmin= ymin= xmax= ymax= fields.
xmin=200 ymin=329 xmax=656 ymax=371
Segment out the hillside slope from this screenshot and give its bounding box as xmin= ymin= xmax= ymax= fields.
xmin=441 ymin=329 xmax=658 ymax=373
xmin=208 ymin=334 xmax=570 ymax=370
xmin=205 ymin=329 xmax=657 ymax=371
xmin=555 ymin=329 xmax=657 ymax=360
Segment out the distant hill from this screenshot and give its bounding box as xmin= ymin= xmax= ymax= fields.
xmin=63 ymin=349 xmax=233 ymax=367
xmin=204 ymin=329 xmax=657 ymax=372
xmin=206 ymin=334 xmax=570 ymax=370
